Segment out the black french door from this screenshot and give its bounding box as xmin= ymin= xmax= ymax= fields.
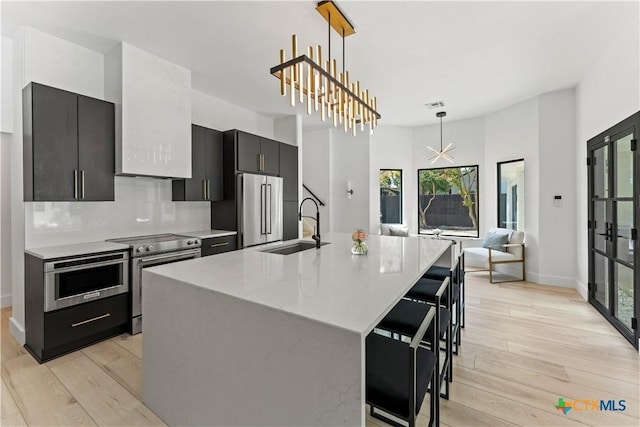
xmin=587 ymin=111 xmax=639 ymax=349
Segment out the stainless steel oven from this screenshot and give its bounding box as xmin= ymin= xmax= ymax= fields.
xmin=44 ymin=252 xmax=129 ymax=312
xmin=107 ymin=234 xmax=201 ymax=334
xmin=131 ymin=248 xmax=200 ymax=334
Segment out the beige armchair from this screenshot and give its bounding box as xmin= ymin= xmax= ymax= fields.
xmin=462 ymin=228 xmax=525 ymax=283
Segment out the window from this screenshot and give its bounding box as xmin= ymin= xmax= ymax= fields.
xmin=497 ymin=159 xmax=524 ymax=231
xmin=417 ymin=165 xmax=479 ymax=237
xmin=380 ymin=169 xmax=402 ymax=224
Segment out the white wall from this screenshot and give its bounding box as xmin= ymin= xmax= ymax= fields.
xmin=302 ymin=129 xmax=333 ymax=232
xmin=1 ymin=35 xmax=12 ymax=307
xmin=412 ymin=117 xmax=486 ymax=236
xmin=575 ymin=15 xmax=640 ymax=299
xmin=538 ymin=89 xmax=577 ymax=287
xmin=1 ymin=133 xmax=11 ymax=307
xmin=192 ymin=89 xmax=273 ymax=138
xmin=2 ymin=37 xmax=13 ymax=133
xmin=332 ymin=130 xmax=370 ymax=233
xmin=369 ymin=126 xmax=413 ymax=233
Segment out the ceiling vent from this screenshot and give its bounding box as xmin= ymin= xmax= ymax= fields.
xmin=425 ymin=101 xmax=445 ymax=109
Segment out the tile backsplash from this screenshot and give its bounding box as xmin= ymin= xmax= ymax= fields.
xmin=25 ymin=176 xmax=210 ymax=248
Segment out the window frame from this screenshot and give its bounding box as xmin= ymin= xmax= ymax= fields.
xmin=496 ymin=158 xmax=525 ymax=231
xmin=417 ymin=164 xmax=480 ymax=238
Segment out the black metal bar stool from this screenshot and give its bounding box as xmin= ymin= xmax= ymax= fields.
xmin=422 ymin=254 xmax=464 ymax=354
xmin=403 ymin=275 xmax=454 ymax=388
xmin=366 ymin=306 xmax=439 ymax=427
xmin=378 ymin=277 xmax=452 ymax=400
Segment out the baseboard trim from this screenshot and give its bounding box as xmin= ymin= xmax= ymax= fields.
xmin=574 ymin=280 xmax=588 ymax=301
xmin=1 ymin=294 xmax=11 ymax=308
xmin=529 ymin=272 xmax=577 ymax=289
xmin=524 ymin=272 xmax=588 ymax=300
xmin=10 ymin=317 xmax=25 ymax=346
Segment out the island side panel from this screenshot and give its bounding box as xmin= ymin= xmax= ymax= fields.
xmin=142 ymin=271 xmax=364 ymax=427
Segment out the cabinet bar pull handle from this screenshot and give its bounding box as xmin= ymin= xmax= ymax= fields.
xmin=203 ymin=180 xmax=207 ymax=200
xmin=73 ymin=170 xmax=78 ymax=199
xmin=207 ymin=180 xmax=211 ymax=200
xmin=209 ymin=242 xmax=229 ymax=248
xmin=258 ymin=154 xmax=261 ymax=172
xmin=81 ymin=170 xmax=85 ymax=199
xmin=71 ymin=313 xmax=110 ymax=327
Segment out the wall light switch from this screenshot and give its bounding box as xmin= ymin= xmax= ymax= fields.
xmin=553 ymin=195 xmax=562 ymax=207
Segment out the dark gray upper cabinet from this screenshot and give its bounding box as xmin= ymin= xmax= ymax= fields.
xmin=78 ymin=95 xmax=115 ymax=201
xmin=173 ymin=125 xmax=223 ymax=201
xmin=279 ymin=143 xmax=298 ymax=202
xmin=235 ymin=130 xmax=279 ymax=175
xmin=260 ymin=138 xmax=280 ymax=176
xmin=205 ymin=129 xmax=224 ymax=201
xmin=23 ymin=83 xmax=115 ymax=202
xmin=236 ymin=131 xmax=261 ymax=173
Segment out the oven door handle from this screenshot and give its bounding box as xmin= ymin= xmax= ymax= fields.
xmin=138 ymin=250 xmax=200 ymax=264
xmin=45 ymin=258 xmax=127 ymax=273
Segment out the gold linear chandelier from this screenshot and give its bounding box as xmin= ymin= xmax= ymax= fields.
xmin=270 ymin=0 xmax=381 ymax=135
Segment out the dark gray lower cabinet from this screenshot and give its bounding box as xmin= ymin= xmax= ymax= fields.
xmin=26 ymin=294 xmax=128 ymax=363
xmin=24 ymin=254 xmax=128 ymax=363
xmin=283 ymin=201 xmax=299 ymax=241
xmin=201 ymin=235 xmax=237 ymax=257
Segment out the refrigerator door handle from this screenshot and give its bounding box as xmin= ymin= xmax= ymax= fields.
xmin=267 ymin=184 xmax=272 ymax=234
xmin=260 ymin=183 xmax=267 ymax=235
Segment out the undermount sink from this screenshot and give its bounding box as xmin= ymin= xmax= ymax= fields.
xmin=260 ymin=241 xmax=330 ymax=255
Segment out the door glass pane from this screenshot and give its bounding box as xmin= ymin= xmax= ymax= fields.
xmin=614 ymin=263 xmax=634 ymax=330
xmin=616 ymin=201 xmax=634 ymax=265
xmin=615 ymin=133 xmax=634 ymax=198
xmin=593 ymin=145 xmax=608 ymax=198
xmin=593 ymin=201 xmax=607 ymax=253
xmin=594 ymin=252 xmax=609 ymax=307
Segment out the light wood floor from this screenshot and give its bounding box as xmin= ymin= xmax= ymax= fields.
xmin=1 ymin=274 xmax=639 ymax=426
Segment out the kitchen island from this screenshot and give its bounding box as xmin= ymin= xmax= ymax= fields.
xmin=142 ymin=232 xmax=451 ymax=426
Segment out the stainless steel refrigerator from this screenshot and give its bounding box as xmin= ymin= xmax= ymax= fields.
xmin=239 ymin=173 xmax=283 ymax=247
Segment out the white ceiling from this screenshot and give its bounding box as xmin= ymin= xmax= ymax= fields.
xmin=2 ymin=1 xmax=637 ymax=127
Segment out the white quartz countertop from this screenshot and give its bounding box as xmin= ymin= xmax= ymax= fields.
xmin=145 ymin=232 xmax=451 ymax=335
xmin=25 ymin=241 xmax=130 ymax=260
xmin=175 ymin=229 xmax=237 ymax=239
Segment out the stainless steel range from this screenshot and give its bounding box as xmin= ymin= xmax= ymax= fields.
xmin=107 ymin=234 xmax=201 ymax=334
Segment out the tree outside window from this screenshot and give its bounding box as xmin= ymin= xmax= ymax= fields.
xmin=380 ymin=170 xmax=402 ymax=224
xmin=418 ymin=166 xmax=479 ymax=237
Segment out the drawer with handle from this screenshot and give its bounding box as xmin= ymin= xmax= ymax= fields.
xmin=201 ymin=235 xmax=237 ymax=257
xmin=44 ymin=293 xmax=128 ymax=350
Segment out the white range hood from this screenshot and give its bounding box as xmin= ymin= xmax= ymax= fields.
xmin=104 ymin=43 xmax=191 ymax=179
